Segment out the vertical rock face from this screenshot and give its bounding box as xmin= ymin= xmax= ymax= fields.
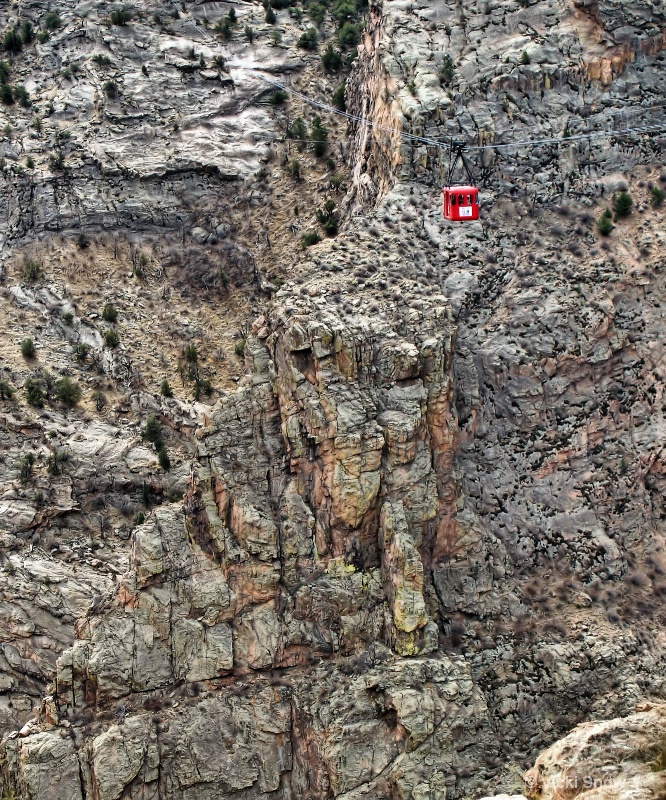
xmin=2 ymin=0 xmax=666 ymax=797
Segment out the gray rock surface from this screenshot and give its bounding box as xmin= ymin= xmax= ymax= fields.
xmin=1 ymin=0 xmax=666 ymax=798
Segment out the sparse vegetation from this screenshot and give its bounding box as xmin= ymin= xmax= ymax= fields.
xmin=157 ymin=445 xmax=171 ymax=471
xmin=302 ymin=230 xmax=322 ymax=247
xmin=184 ymin=343 xmax=198 ymax=364
xmin=0 ymin=378 xmax=16 ymax=400
xmin=44 ymin=12 xmax=62 ymax=31
xmin=651 ymin=185 xmax=665 ymax=207
xmin=22 ymin=259 xmax=42 ymax=281
xmin=3 ymin=28 xmax=23 ymax=53
xmin=234 ymin=339 xmax=246 ymax=358
xmin=47 ymin=447 xmax=70 ymax=476
xmin=104 ymin=328 xmax=120 ymax=348
xmin=24 ymin=375 xmax=46 ymax=407
xmin=439 ymin=54 xmax=454 ymax=85
xmin=92 ymin=390 xmax=107 ymax=410
xmin=269 ymin=90 xmax=288 ymax=105
xmin=288 ymin=158 xmax=301 ymax=180
xmin=520 ymin=50 xmax=530 ymax=65
xmin=322 ymin=43 xmax=342 ymax=71
xmin=597 ymin=213 xmax=614 ymax=236
xmin=55 ymin=377 xmax=81 ymax=406
xmin=160 ymin=379 xmax=173 ymax=398
xmin=332 ymin=83 xmax=346 ymax=110
xmin=316 ymin=199 xmax=339 ymax=236
xmin=21 ymin=339 xmax=36 ymax=359
xmin=73 ymin=343 xmax=91 ymax=362
xmin=310 ymin=115 xmax=328 ymax=157
xmin=614 ymin=190 xmax=633 ymax=218
xmin=110 ymin=8 xmax=133 ymax=25
xmin=104 ymin=80 xmax=118 ymax=98
xmin=265 ymin=5 xmax=277 ymax=24
xmin=298 ymin=27 xmax=318 ymax=50
xmin=102 ymin=303 xmax=118 ymax=323
xmin=244 ymin=25 xmax=255 ymax=42
xmin=19 ymin=453 xmax=35 ymax=483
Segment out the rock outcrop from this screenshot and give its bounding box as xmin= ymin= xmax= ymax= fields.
xmin=1 ymin=0 xmax=666 ymax=797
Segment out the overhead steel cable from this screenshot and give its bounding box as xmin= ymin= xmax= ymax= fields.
xmin=257 ymin=74 xmax=666 ymax=152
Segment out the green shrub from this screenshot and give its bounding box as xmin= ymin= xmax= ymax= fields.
xmin=193 ymin=378 xmax=212 ymax=400
xmin=0 ymin=378 xmax=16 ymax=399
xmin=24 ymin=376 xmax=46 ymax=407
xmin=47 ymin=448 xmax=70 ymax=475
xmin=270 ymin=30 xmax=282 ymax=45
xmin=21 ymin=22 xmax=35 ymax=44
xmin=73 ymin=342 xmax=91 ymax=362
xmin=135 ymin=511 xmax=145 ymax=525
xmin=160 ymin=378 xmax=173 ymax=397
xmin=44 ymin=12 xmax=62 ymax=31
xmin=19 ymin=452 xmax=35 ymax=482
xmin=55 ymin=377 xmax=81 ymax=406
xmin=520 ymin=50 xmax=530 ymax=65
xmin=614 ymin=190 xmax=633 ymax=218
xmin=288 ymin=158 xmax=301 ymax=180
xmin=298 ymin=27 xmax=318 ymax=50
xmin=102 ymin=303 xmax=117 ymax=322
xmin=104 ymin=80 xmax=118 ymax=98
xmin=0 ymin=60 xmax=9 ymax=82
xmin=332 ymin=83 xmax=346 ymax=110
xmin=307 ymin=2 xmax=326 ymax=24
xmin=317 ymin=199 xmax=338 ymax=235
xmin=184 ymin=343 xmax=198 ymax=363
xmin=92 ymin=53 xmax=112 ymax=66
xmin=14 ymin=85 xmax=30 ymax=107
xmin=104 ymin=328 xmax=120 ymax=348
xmin=269 ymin=89 xmax=288 ymax=105
xmin=37 ymin=30 xmax=50 ymax=43
xmin=302 ymin=231 xmax=322 ymax=247
xmin=234 ymin=339 xmax=246 ymax=358
xmin=597 ymin=214 xmax=614 ymax=236
xmin=3 ymin=28 xmax=23 ymax=53
xmin=439 ymin=54 xmax=454 ymax=85
xmin=110 ymin=9 xmax=132 ymax=25
xmin=49 ymin=151 xmax=64 ymax=170
xmin=265 ymin=5 xmax=277 ymax=23
xmin=322 ymin=43 xmax=342 ymax=71
xmin=216 ymin=17 xmax=233 ymax=38
xmin=143 ymin=415 xmax=162 ymax=443
xmin=650 ymin=185 xmax=665 ymax=207
xmin=0 ymin=83 xmax=14 ymax=105
xmin=21 ymin=338 xmax=36 ymax=358
xmin=62 ymin=310 xmax=74 ymax=324
xmin=288 ymin=116 xmax=307 ymax=148
xmin=92 ymin=390 xmax=107 ymax=410
xmin=26 ymin=156 xmax=34 ymax=169
xmin=337 ymin=21 xmax=361 ymax=49
xmin=157 ymin=446 xmax=171 ymax=471
xmin=22 ymin=259 xmax=42 ymax=281
xmin=310 ymin=115 xmax=328 ymax=157
xmin=244 ymin=25 xmax=254 ymax=42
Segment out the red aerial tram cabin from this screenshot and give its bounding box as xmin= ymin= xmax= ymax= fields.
xmin=443 ymin=186 xmax=479 ymax=221
xmin=442 ymin=140 xmax=480 ymax=222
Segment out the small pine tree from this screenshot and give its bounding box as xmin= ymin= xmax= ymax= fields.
xmin=21 ymin=338 xmax=36 ymax=358
xmin=614 ymin=191 xmax=633 ymax=218
xmin=24 ymin=376 xmax=46 ymax=407
xmin=55 ymin=377 xmax=81 ymax=406
xmin=597 ymin=214 xmax=614 ymax=236
xmin=160 ymin=379 xmax=173 ymax=398
xmin=158 ymin=446 xmax=171 ymax=471
xmin=104 ymin=328 xmax=120 ymax=348
xmin=265 ymin=5 xmax=277 ymax=23
xmin=650 ymin=185 xmax=665 ymax=207
xmin=102 ymin=303 xmax=117 ymax=322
